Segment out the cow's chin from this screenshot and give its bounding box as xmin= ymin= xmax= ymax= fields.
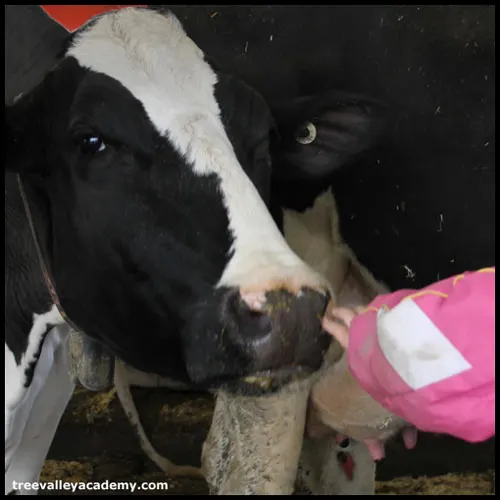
xmin=183 ymin=329 xmax=332 ymax=396
xmin=194 ymin=355 xmax=324 ymax=396
xmin=221 ymin=365 xmax=318 ymax=396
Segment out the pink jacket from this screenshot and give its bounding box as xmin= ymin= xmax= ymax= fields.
xmin=348 ymin=267 xmax=495 ymax=443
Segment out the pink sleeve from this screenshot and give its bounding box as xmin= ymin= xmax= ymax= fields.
xmin=347 ymin=267 xmax=495 ymax=443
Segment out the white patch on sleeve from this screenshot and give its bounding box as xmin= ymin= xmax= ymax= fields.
xmin=376 ymin=299 xmax=472 ymax=390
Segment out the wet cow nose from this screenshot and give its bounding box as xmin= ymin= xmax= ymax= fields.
xmin=225 ymin=287 xmax=332 ymax=376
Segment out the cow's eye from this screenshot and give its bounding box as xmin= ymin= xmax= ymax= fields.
xmin=295 ymin=121 xmax=317 ymax=145
xmin=79 ymin=135 xmax=106 ymax=154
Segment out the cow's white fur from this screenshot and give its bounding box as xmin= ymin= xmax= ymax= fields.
xmin=67 ymin=8 xmax=330 ymax=297
xmin=297 ymin=435 xmax=375 ymax=494
xmin=283 ymin=190 xmax=379 ymax=494
xmin=5 ymin=306 xmax=74 ymax=495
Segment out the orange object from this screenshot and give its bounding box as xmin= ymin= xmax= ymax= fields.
xmin=41 ymin=5 xmax=147 ymax=32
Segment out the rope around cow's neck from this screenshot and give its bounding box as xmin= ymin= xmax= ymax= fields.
xmin=17 ymin=173 xmax=83 ymax=334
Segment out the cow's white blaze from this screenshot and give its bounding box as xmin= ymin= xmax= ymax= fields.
xmin=67 ymin=8 xmax=329 ymax=296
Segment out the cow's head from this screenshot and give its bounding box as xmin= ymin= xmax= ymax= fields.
xmin=6 ymin=8 xmax=385 ymax=393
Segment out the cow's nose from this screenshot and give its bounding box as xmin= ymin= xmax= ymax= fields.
xmin=224 ymin=287 xmax=332 ymax=383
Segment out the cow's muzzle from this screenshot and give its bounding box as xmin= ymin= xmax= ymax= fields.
xmin=187 ymin=286 xmax=332 ymax=395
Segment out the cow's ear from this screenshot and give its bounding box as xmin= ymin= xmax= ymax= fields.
xmin=6 ymin=96 xmax=43 ymax=174
xmin=270 ymin=90 xmax=388 ymax=180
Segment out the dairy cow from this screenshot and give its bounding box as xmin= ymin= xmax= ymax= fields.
xmin=5 ymin=6 xmax=387 ymax=494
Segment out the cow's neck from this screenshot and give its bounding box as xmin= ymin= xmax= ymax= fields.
xmin=22 ymin=175 xmax=57 ymax=273
xmin=5 ymin=172 xmax=60 ymax=360
xmin=14 ymin=174 xmax=54 ymax=276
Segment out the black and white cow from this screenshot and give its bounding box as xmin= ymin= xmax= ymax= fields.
xmin=5 ymin=7 xmax=386 ymax=494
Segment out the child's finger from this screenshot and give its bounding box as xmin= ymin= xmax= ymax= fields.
xmin=322 ymin=316 xmax=349 ymax=348
xmin=402 ymin=427 xmax=418 ymax=450
xmin=354 ymin=305 xmax=366 ymax=315
xmin=328 ymin=306 xmax=358 ymax=329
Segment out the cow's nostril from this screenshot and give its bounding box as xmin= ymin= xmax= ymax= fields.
xmin=239 ymin=301 xmax=270 ymax=324
xmin=227 ymin=294 xmax=273 ymax=341
xmin=245 ymin=307 xmax=263 ymax=319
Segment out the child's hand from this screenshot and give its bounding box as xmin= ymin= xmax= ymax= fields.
xmin=319 ymin=301 xmax=419 ymax=459
xmin=321 ymin=303 xmax=364 ymax=349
